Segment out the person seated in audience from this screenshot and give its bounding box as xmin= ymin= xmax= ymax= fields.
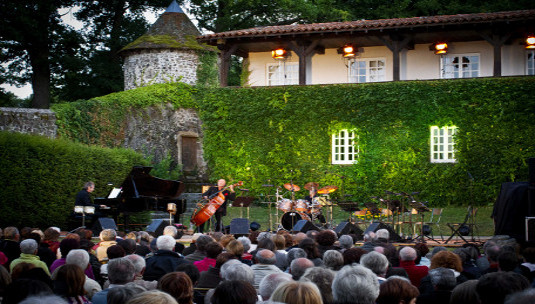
xmin=476 ymin=271 xmax=530 ymax=304
xmin=3 ymin=278 xmax=54 ymax=304
xmin=134 ymin=231 xmax=152 ymax=257
xmin=158 ymin=272 xmax=194 ymax=304
xmin=419 ymin=250 xmax=467 ymax=294
xmin=498 ymin=251 xmax=521 ymax=273
xmin=117 ymin=239 xmax=137 ymax=255
xmin=396 ymin=246 xmax=428 ymax=288
xmin=218 ymin=235 xmax=235 ymax=249
xmin=101 ymin=245 xmax=126 ymax=284
xmin=414 ymin=243 xmax=430 ymax=267
xmin=144 ymin=235 xmax=191 ymax=282
xmin=66 ymin=249 xmax=102 ymax=298
xmin=270 ymin=281 xmax=322 ymax=304
xmin=376 ymin=277 xmax=419 ymax=304
xmin=449 ymin=280 xmax=479 ymax=304
xmin=225 ymin=240 xmax=251 ymax=266
xmin=19 ymin=294 xmax=68 ymax=304
xmin=519 ymin=246 xmax=535 ymax=283
xmin=417 ymin=267 xmax=456 ymax=304
xmin=50 ymin=238 xmax=80 ymax=274
xmin=360 ymin=232 xmax=378 ymax=252
xmin=504 ymin=288 xmax=535 ymax=304
xmin=0 ymin=227 xmax=21 ymax=267
xmin=126 ymin=290 xmax=179 ymax=304
xmin=195 ymin=242 xmax=222 ymax=273
xmin=286 ymin=232 xmax=307 ymax=252
xmin=272 ymin=234 xmax=289 ymax=270
xmin=482 ymin=244 xmax=501 ymax=274
xmin=0 ymin=264 xmax=11 ymax=302
xmin=251 ymin=249 xmax=283 ymax=288
xmin=300 ymin=267 xmax=335 ymax=304
xmin=286 ymin=248 xmax=307 ymax=272
xmin=316 ymin=230 xmax=340 ymax=257
xmin=298 ymin=238 xmax=323 ymax=266
xmin=210 ymin=280 xmax=257 ymax=304
xmin=106 ymin=284 xmax=146 ymax=304
xmin=92 ymin=257 xmax=137 ymax=304
xmin=196 ymin=253 xmax=235 ymax=291
xmin=332 ymin=265 xmax=380 ymax=304
xmin=27 ymin=232 xmax=56 ymax=268
xmin=343 ymin=247 xmax=367 ymax=266
xmin=124 ymin=254 xmax=157 ymax=290
xmin=10 ymin=239 xmax=50 ymax=276
xmin=236 ymin=236 xmax=253 ymax=261
xmin=250 ymin=237 xmax=275 ymax=260
xmin=203 ymin=259 xmax=255 ymax=304
xmin=289 ymin=258 xmax=314 ymax=281
xmin=95 ymin=229 xmax=118 ymax=263
xmin=452 ymin=248 xmax=481 ymax=280
xmin=338 ymin=235 xmax=354 ymax=252
xmin=360 ymin=251 xmax=390 ymax=284
xmin=163 ymin=226 xmax=185 ymax=254
xmin=258 ymin=272 xmax=293 ymax=302
xmin=184 ymin=235 xmax=213 ymax=263
xmin=53 ymin=264 xmax=91 ymax=304
xmin=323 ymin=250 xmax=344 ymax=271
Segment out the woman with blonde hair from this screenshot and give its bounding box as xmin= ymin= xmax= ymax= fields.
xmin=126 ymin=290 xmax=178 ymax=304
xmin=270 ymin=281 xmax=323 ymax=304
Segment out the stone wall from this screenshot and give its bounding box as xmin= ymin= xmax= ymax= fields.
xmin=0 ymin=107 xmax=57 ymax=138
xmin=123 ymin=49 xmax=199 ymax=90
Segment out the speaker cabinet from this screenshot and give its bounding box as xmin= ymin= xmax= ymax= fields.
xmin=364 ymin=222 xmax=402 ymax=242
xmin=146 ymin=219 xmax=171 ymax=236
xmin=230 ymin=218 xmax=250 ymax=235
xmin=334 ymin=221 xmax=363 ymax=240
xmin=526 ymin=217 xmax=535 ymax=242
xmin=292 ymin=220 xmax=319 ymax=233
xmin=93 ymin=217 xmax=117 ymax=233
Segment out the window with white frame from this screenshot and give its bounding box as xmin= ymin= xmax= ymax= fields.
xmin=527 ymin=50 xmax=535 ymax=75
xmin=441 ymin=54 xmax=479 ymax=79
xmin=430 ymin=126 xmax=457 ymax=163
xmin=332 ymin=129 xmax=359 ymax=165
xmin=348 ymin=58 xmax=386 ymax=83
xmin=267 ymin=62 xmax=299 ymax=86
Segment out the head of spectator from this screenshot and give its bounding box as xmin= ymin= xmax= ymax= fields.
xmin=343 ymin=247 xmax=367 ymax=265
xmin=338 ymin=235 xmax=354 ymax=250
xmin=270 ymin=281 xmax=323 ymax=304
xmin=292 ymin=232 xmax=307 ymax=246
xmin=283 ymin=233 xmax=294 ymax=248
xmin=100 ymin=229 xmax=117 ymax=242
xmin=290 ymin=258 xmax=314 ymax=280
xmin=498 ymin=251 xmax=519 ymax=272
xmin=450 ymin=280 xmax=479 ymax=304
xmin=126 ymin=290 xmax=178 ymax=304
xmin=125 ymin=254 xmax=146 ymax=278
xmin=485 ymin=245 xmax=501 ymax=263
xmin=399 ymin=246 xmax=417 ymax=262
xmin=64 ymin=233 xmax=81 ymax=243
xmin=107 ymin=245 xmax=126 ymax=260
xmin=361 ymin=251 xmax=389 ymax=278
xmin=195 ymin=235 xmax=213 ymax=253
xmin=257 ymin=231 xmax=272 ymax=242
xmin=205 ymin=242 xmax=223 ymax=259
xmin=476 ymin=272 xmax=529 ymax=304
xmin=257 ymin=238 xmax=276 ymax=252
xmin=323 ymin=250 xmax=344 ymax=271
xmin=376 ymin=277 xmax=419 ymax=304
xmin=107 ymin=283 xmax=146 ymax=304
xmin=236 ymin=236 xmax=251 ymax=253
xmin=220 ymin=260 xmax=254 ymax=284
xmin=428 ymin=267 xmax=456 ymax=291
xmin=375 ymin=229 xmax=390 ymax=242
xmin=316 ymin=230 xmax=337 ymax=247
xmin=430 ymin=251 xmax=463 ymax=272
xmin=137 ymin=231 xmax=151 ymax=246
xmin=66 ymin=249 xmax=89 ymax=271
xmin=20 ymin=227 xmax=33 ymax=240
xmin=300 ymin=267 xmax=335 ymax=304
xmin=76 ymin=228 xmax=93 ymax=241
xmin=157 ymin=272 xmax=193 ymax=304
xmin=215 ymin=252 xmax=236 ymax=269
xmin=30 ymin=230 xmax=44 ymax=242
xmin=43 ymin=227 xmax=60 ymax=243
xmin=156 ymin=235 xmax=176 ymax=252
xmin=225 ymin=240 xmax=243 ymax=258
xmin=259 ymin=272 xmax=293 ymax=301
xmin=19 ymin=294 xmax=68 ymax=304
xmin=108 ymin=257 xmax=136 ymax=285
xmin=175 ymin=263 xmax=200 ymax=285
xmin=118 ymin=239 xmax=137 ymax=255
xmin=163 ymin=226 xmax=178 ymax=238
xmin=3 ymin=278 xmax=53 ymax=304
xmin=211 ymin=280 xmax=257 ymax=304
xmin=11 ymin=262 xmax=35 ymax=281
xmin=58 ymin=238 xmax=80 ymax=258
xmin=273 ymin=234 xmax=286 ymax=251
xmin=287 ymin=248 xmax=307 ymax=265
xmin=219 ymin=235 xmax=235 ymax=249
xmin=332 ymin=265 xmax=379 ymax=304
xmin=53 ymin=264 xmax=86 ymax=299
xmin=414 ymin=243 xmax=429 ymax=259
xmin=256 ymin=249 xmax=276 ymax=265
xmin=306 ymin=230 xmax=318 ymax=240
xmin=248 ymin=230 xmax=260 ymax=244
xmin=504 ymin=288 xmax=535 ymax=304
xmin=209 ymin=231 xmax=223 ymax=242
xmin=429 ymin=246 xmax=447 ymax=258
xmin=3 ymin=227 xmax=20 ymax=241
xmin=363 ymin=231 xmax=377 ymax=243
xmin=20 ymin=239 xmax=38 ymax=255
xmin=299 ymin=238 xmax=321 ymax=260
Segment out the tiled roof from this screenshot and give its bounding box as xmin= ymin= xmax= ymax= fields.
xmin=199 ymin=10 xmax=535 ymax=40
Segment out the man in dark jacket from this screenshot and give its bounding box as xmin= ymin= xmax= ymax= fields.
xmin=199 ymin=179 xmax=235 ymax=233
xmin=143 ymin=235 xmax=191 ymax=281
xmin=0 ymin=226 xmax=21 ymax=267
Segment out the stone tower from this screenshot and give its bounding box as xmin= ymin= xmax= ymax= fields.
xmin=120 ymin=1 xmax=206 ymax=90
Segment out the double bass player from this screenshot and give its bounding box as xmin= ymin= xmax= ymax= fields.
xmin=199 ymin=179 xmax=236 ymax=233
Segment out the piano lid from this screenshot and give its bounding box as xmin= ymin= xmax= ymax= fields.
xmin=120 ymin=166 xmax=185 ymax=199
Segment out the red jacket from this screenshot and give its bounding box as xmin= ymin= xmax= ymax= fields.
xmin=398 ymin=260 xmax=429 ymax=287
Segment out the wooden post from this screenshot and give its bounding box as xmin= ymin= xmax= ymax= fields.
xmin=218 ymin=45 xmax=238 ymax=87
xmin=287 ymin=41 xmax=320 ymax=85
xmin=378 ymin=36 xmax=411 ymax=81
xmin=481 ymin=33 xmax=510 ymax=77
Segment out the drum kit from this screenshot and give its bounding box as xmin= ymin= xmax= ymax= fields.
xmin=262 ymin=181 xmax=339 ymax=231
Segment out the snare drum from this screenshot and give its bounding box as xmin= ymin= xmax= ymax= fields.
xmin=277 ymin=199 xmax=292 ymax=212
xmin=294 ymin=199 xmax=308 ymax=212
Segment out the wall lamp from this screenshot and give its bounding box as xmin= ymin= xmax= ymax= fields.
xmin=526 ymin=36 xmax=535 ymax=49
xmin=430 ymin=42 xmax=448 ymax=55
xmin=271 ymin=48 xmax=289 ymax=60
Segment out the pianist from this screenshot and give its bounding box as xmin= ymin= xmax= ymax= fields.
xmin=75 ymin=181 xmax=106 ymax=228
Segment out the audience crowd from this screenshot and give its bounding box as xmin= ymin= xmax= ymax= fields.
xmin=1 ymin=225 xmax=535 ymax=304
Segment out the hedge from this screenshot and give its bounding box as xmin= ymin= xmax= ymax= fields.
xmin=0 ymin=132 xmax=147 ymax=228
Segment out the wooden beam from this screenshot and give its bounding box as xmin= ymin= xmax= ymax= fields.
xmin=378 ymin=35 xmax=411 ymax=81
xmin=480 ymin=33 xmax=511 ymax=77
xmin=286 ymin=40 xmax=321 ymax=85
xmin=219 ymin=44 xmax=238 ymax=87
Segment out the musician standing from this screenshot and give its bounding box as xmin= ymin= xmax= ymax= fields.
xmin=201 ymin=179 xmax=235 ymax=233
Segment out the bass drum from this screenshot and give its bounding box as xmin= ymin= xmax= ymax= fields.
xmin=280 ymin=211 xmax=311 ymax=231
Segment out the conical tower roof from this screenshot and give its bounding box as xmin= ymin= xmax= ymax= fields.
xmin=120 ymin=1 xmax=214 ymax=55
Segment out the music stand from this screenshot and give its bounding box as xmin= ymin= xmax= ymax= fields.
xmin=233 ymin=196 xmax=255 ymax=219
xmin=337 ymin=201 xmax=361 ymax=223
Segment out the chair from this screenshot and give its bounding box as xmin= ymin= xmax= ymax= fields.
xmin=445 ymin=206 xmax=478 ymax=244
xmin=425 ymin=208 xmax=444 ymax=241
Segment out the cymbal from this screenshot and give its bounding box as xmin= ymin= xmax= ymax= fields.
xmin=304 ymin=182 xmax=319 ymax=191
xmin=318 ymin=185 xmax=338 ymax=194
xmin=284 ymin=183 xmax=300 ymax=192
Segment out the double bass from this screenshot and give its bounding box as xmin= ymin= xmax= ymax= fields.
xmin=191 ymin=181 xmax=243 ymax=226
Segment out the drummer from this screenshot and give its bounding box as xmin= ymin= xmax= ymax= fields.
xmin=304 ymin=188 xmax=326 ymax=225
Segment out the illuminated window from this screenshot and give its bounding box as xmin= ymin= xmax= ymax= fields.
xmin=267 ymin=62 xmax=298 ymax=86
xmin=332 ymin=130 xmax=359 ymax=165
xmin=348 ymin=58 xmax=386 ymax=83
xmin=441 ymin=54 xmax=479 ymax=79
xmin=430 ymin=126 xmax=457 ymax=163
xmin=528 ymin=50 xmax=535 ymax=75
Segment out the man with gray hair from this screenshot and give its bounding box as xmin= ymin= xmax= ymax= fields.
xmin=417 ymin=267 xmax=456 ymax=304
xmin=259 ymin=272 xmax=293 ymax=301
xmin=125 ymin=254 xmax=157 ymax=290
xmin=10 ymin=239 xmax=50 ymax=275
xmin=251 ymin=249 xmax=283 ymax=288
xmin=300 ymin=267 xmax=335 ymax=304
xmin=185 ymin=234 xmax=213 ymax=262
xmin=338 ymin=235 xmax=354 ymax=251
xmin=290 ymin=257 xmax=314 ymax=280
xmin=144 ymin=235 xmax=191 ymax=281
xmin=332 ymin=265 xmax=380 ymax=304
xmin=0 ymin=226 xmax=20 ymax=267
xmin=375 ymin=229 xmax=390 ymax=242
xmin=286 ymin=247 xmax=307 ymax=268
xmin=162 ymin=225 xmax=185 ymax=254
xmin=397 ymin=246 xmax=428 ymax=287
xmin=221 ymin=260 xmax=255 ymax=283
xmin=360 ymin=231 xmax=378 ymax=252
xmin=323 ymin=250 xmax=344 ymax=271
xmin=360 ymin=251 xmax=389 ymax=283
xmin=92 ymin=257 xmax=137 ymax=304
xmin=66 ymin=249 xmax=102 ymax=298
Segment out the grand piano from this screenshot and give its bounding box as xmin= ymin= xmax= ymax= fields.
xmin=94 ymin=166 xmax=185 ymax=228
